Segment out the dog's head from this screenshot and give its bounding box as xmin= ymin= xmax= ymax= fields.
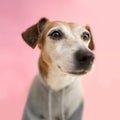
xmin=22 ymin=18 xmax=95 ymax=76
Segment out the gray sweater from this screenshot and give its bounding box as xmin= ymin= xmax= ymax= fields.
xmin=22 ymin=73 xmax=83 ymax=120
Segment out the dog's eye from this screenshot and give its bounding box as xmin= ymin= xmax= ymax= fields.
xmin=48 ymin=30 xmax=63 ymax=40
xmin=82 ymin=32 xmax=90 ymax=41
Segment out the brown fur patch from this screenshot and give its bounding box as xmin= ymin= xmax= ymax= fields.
xmin=38 ymin=21 xmax=54 ymax=79
xmin=39 ymin=58 xmax=48 ymax=80
xmin=38 ymin=34 xmax=47 ymax=49
xmin=39 ymin=52 xmax=52 ymax=79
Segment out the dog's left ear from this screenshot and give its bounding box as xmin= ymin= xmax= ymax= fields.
xmin=22 ymin=18 xmax=48 ymax=48
xmin=85 ymin=25 xmax=95 ymax=50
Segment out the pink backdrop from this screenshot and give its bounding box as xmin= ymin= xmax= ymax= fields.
xmin=0 ymin=0 xmax=120 ymax=120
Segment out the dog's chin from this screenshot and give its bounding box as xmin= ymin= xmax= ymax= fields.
xmin=57 ymin=65 xmax=91 ymax=75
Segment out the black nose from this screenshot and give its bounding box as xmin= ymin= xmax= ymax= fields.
xmin=75 ymin=50 xmax=94 ymax=65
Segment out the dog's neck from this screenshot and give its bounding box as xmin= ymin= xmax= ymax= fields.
xmin=39 ymin=57 xmax=80 ymax=91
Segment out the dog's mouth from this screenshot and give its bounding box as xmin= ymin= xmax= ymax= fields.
xmin=68 ymin=70 xmax=88 ymax=75
xmin=57 ymin=65 xmax=90 ymax=75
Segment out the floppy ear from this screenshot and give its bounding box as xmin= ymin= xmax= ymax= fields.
xmin=21 ymin=18 xmax=48 ymax=48
xmin=85 ymin=25 xmax=95 ymax=50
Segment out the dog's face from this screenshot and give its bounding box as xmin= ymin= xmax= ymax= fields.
xmin=22 ymin=18 xmax=95 ymax=75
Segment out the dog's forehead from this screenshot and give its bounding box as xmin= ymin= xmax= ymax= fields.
xmin=46 ymin=21 xmax=85 ymax=33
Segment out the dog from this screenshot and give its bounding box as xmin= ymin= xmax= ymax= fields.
xmin=21 ymin=18 xmax=95 ymax=120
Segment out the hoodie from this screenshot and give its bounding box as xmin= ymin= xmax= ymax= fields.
xmin=22 ymin=72 xmax=83 ymax=120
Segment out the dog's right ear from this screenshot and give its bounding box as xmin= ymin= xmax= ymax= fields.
xmin=21 ymin=18 xmax=48 ymax=48
xmin=85 ymin=25 xmax=95 ymax=50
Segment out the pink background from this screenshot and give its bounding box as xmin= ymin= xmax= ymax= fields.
xmin=0 ymin=0 xmax=120 ymax=120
